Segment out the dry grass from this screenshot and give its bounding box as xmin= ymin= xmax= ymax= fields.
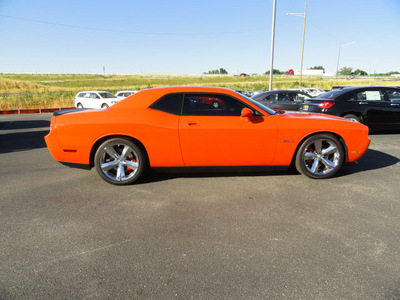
xmin=0 ymin=78 xmax=52 ymax=94
xmin=1 ymin=73 xmax=399 ymax=110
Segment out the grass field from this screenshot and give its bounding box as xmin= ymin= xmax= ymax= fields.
xmin=1 ymin=73 xmax=399 ymax=110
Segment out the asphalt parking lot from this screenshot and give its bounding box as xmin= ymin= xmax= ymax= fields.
xmin=1 ymin=113 xmax=400 ymax=299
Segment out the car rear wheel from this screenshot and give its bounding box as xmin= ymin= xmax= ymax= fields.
xmin=295 ymin=134 xmax=344 ymax=179
xmin=94 ymin=138 xmax=145 ymax=185
xmin=77 ymin=103 xmax=83 ymax=108
xmin=343 ymin=114 xmax=361 ymax=123
xmin=101 ymin=103 xmax=109 ymax=109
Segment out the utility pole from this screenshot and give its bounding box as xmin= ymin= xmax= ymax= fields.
xmin=269 ymin=0 xmax=277 ymax=91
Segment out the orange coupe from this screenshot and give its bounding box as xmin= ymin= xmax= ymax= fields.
xmin=45 ymin=87 xmax=370 ymax=185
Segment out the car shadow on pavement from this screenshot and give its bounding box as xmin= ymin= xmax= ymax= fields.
xmin=137 ymin=169 xmax=295 ymax=184
xmin=0 ymin=130 xmax=49 ymax=153
xmin=337 ymin=149 xmax=399 ymax=177
xmin=137 ymin=148 xmax=399 ymax=184
xmin=0 ymin=119 xmax=50 ymax=130
xmin=369 ymin=129 xmax=400 ymax=135
xmin=0 ymin=119 xmax=50 ymax=153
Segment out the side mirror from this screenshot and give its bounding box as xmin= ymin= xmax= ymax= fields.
xmin=241 ymin=108 xmax=254 ymax=121
xmin=274 ymin=109 xmax=285 ymax=114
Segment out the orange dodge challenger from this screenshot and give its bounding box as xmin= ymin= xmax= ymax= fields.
xmin=45 ymin=87 xmax=370 ymax=185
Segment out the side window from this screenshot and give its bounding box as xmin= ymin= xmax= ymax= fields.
xmin=90 ymin=93 xmax=100 ymax=99
xmin=385 ymin=89 xmax=400 ymax=102
xmin=293 ymin=93 xmax=310 ymax=102
xmin=277 ymin=93 xmax=290 ymax=101
xmin=267 ymin=94 xmax=278 ymax=101
xmin=149 ymin=93 xmax=181 ymax=115
xmin=356 ymin=90 xmax=383 ymax=101
xmin=182 ymin=93 xmax=247 ymax=116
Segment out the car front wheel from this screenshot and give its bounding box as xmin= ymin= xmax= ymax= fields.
xmin=295 ymin=134 xmax=344 ymax=179
xmin=94 ymin=138 xmax=145 ymax=185
xmin=101 ymin=103 xmax=109 ymax=109
xmin=77 ymin=103 xmax=83 ymax=108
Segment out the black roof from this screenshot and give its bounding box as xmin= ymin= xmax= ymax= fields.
xmin=251 ymin=89 xmax=309 ymax=100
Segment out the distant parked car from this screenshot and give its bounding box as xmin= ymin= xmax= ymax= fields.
xmin=74 ymin=91 xmax=119 ymax=109
xmin=290 ymin=88 xmax=326 ymax=97
xmin=115 ymin=90 xmax=138 ymax=99
xmin=300 ymin=86 xmax=400 ymax=130
xmin=304 ymin=88 xmax=326 ymax=97
xmin=252 ymin=90 xmax=313 ymax=111
xmin=235 ymin=90 xmax=253 ymax=97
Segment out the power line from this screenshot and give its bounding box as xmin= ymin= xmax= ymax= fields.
xmin=0 ymin=14 xmax=258 ymax=36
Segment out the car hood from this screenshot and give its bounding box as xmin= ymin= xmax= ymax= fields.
xmin=282 ymin=112 xmax=346 ymax=121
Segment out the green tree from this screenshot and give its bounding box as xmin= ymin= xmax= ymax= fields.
xmin=353 ymin=69 xmax=368 ymax=76
xmin=310 ymin=66 xmax=325 ymax=72
xmin=338 ymin=67 xmax=353 ymax=76
xmin=204 ymin=68 xmax=228 ymax=75
xmin=264 ymin=69 xmax=283 ymax=75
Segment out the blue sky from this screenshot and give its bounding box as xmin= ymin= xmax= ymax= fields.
xmin=0 ymin=0 xmax=399 ymax=75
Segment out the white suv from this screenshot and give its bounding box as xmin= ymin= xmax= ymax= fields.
xmin=74 ymin=91 xmax=119 ymax=109
xmin=115 ymin=90 xmax=138 ymax=99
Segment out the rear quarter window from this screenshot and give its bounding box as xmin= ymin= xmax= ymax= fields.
xmin=149 ymin=93 xmax=181 ymax=115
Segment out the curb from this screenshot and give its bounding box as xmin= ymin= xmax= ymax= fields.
xmin=0 ymin=107 xmax=75 ymax=115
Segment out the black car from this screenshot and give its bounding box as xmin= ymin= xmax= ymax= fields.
xmin=251 ymin=90 xmax=313 ymax=111
xmin=300 ymin=86 xmax=400 ymax=130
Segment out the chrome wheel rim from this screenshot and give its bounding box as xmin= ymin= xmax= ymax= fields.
xmin=99 ymin=142 xmax=139 ymax=182
xmin=347 ymin=117 xmax=359 ymax=123
xmin=302 ymin=138 xmax=341 ymax=176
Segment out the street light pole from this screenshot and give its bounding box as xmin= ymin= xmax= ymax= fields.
xmin=336 ymin=41 xmax=355 ymax=77
xmin=336 ymin=41 xmax=342 ymax=77
xmin=299 ymin=2 xmax=307 ymax=87
xmin=269 ymin=0 xmax=277 ymax=91
xmin=286 ymin=2 xmax=307 ymax=87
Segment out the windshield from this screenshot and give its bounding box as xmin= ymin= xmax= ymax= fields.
xmin=235 ymin=92 xmax=278 ymax=115
xmin=99 ymin=92 xmax=117 ymax=99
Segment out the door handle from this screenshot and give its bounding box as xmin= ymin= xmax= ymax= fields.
xmin=186 ymin=122 xmax=199 ymax=126
xmin=358 ymin=102 xmax=368 ymax=105
xmin=391 ymin=103 xmax=400 ymax=106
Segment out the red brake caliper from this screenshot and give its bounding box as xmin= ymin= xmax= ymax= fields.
xmin=126 ymin=158 xmax=136 ymax=172
xmin=306 ymin=146 xmax=313 ymax=164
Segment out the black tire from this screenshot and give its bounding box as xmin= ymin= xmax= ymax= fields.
xmin=295 ymin=133 xmax=344 ymax=179
xmin=101 ymin=103 xmax=109 ymax=109
xmin=94 ymin=138 xmax=145 ymax=185
xmin=343 ymin=114 xmax=361 ymax=123
xmin=77 ymin=103 xmax=83 ymax=108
